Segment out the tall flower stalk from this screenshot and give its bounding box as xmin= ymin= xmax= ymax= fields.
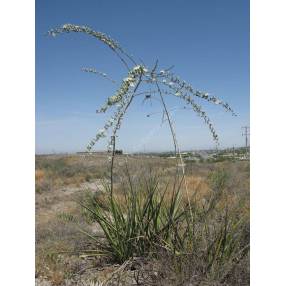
xmin=48 ymin=24 xmax=236 ymax=194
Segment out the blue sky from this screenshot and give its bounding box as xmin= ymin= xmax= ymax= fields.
xmin=36 ymin=0 xmax=249 ymax=154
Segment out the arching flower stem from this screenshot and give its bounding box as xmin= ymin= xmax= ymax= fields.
xmin=155 ymin=82 xmax=191 ymax=206
xmin=110 ymin=73 xmax=143 ymax=195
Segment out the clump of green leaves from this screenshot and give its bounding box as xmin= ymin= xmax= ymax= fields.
xmin=79 ymin=170 xmax=184 ymax=263
xmin=78 ymin=168 xmax=249 ymax=284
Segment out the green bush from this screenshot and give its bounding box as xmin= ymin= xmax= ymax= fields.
xmin=79 ymin=170 xmax=184 ymax=263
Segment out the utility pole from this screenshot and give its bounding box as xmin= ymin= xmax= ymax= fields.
xmin=242 ymin=126 xmax=250 ymax=158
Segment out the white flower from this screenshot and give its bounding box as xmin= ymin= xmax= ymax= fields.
xmin=109 ymin=95 xmax=119 ymax=102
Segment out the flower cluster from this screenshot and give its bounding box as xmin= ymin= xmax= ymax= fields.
xmin=48 ymin=24 xmax=119 ymax=51
xmin=87 ymin=65 xmax=147 ymax=151
xmin=82 ymin=68 xmax=116 ymax=83
xmin=157 ymin=89 xmax=219 ymax=143
xmin=48 ymin=24 xmax=137 ymax=70
xmin=161 ymin=72 xmax=236 ymax=116
xmin=87 ymin=99 xmax=125 ymax=151
xmin=87 ymin=129 xmax=107 ymax=151
xmin=97 ymin=65 xmax=147 ymax=113
xmin=188 ymin=98 xmax=219 ymax=143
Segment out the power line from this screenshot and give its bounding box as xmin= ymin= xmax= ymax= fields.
xmin=242 ymin=126 xmax=250 ymax=157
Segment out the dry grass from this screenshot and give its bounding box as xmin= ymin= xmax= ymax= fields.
xmin=36 ymin=154 xmax=249 ymax=286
